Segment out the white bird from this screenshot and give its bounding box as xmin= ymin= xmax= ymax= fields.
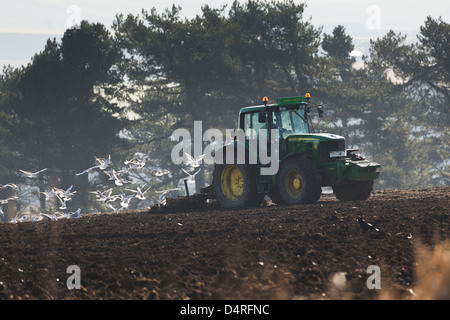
xmin=0 ymin=196 xmax=18 ymax=205
xmin=112 ymin=170 xmax=131 ymax=186
xmin=125 ymin=153 xmax=150 ymax=170
xmin=138 ymin=152 xmax=151 ymax=165
xmin=18 ymin=215 xmax=29 ymax=222
xmin=75 ymin=165 xmax=100 ymax=176
xmin=151 ymin=169 xmax=170 ymax=177
xmin=90 ymin=189 xmax=105 ymax=199
xmin=118 ymin=190 xmax=134 ymax=208
xmin=124 ymin=157 xmax=143 ymax=170
xmin=67 ymin=208 xmax=82 ymax=219
xmin=158 ymin=193 xmax=167 ymax=206
xmin=95 ymin=155 xmax=112 ymax=170
xmin=0 ymin=183 xmax=18 ymax=189
xmin=185 ymin=153 xmax=205 ymax=168
xmin=40 ymin=189 xmax=56 ymax=200
xmin=106 ymin=202 xmax=120 ymax=214
xmin=182 ymin=168 xmax=201 ymax=184
xmin=124 ymin=156 xmax=138 ymax=165
xmin=53 ymin=186 xmax=76 ymax=210
xmin=56 ymin=194 xmax=67 ymax=210
xmin=126 ymin=184 xmax=151 ymax=200
xmin=20 ymin=168 xmax=48 ymax=178
xmin=40 ymin=213 xmax=58 ymax=221
xmin=155 ymin=188 xmax=180 ymax=205
xmin=90 ymin=188 xmax=119 ymax=203
xmin=155 ymin=187 xmax=181 ymax=195
xmin=54 ymin=185 xmax=76 ymax=201
xmin=124 ymin=157 xmax=139 ymax=170
xmin=103 ymin=169 xmax=118 ymax=181
xmin=32 ymin=215 xmax=44 ymax=222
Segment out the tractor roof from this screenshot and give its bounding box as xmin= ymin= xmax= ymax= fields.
xmin=239 ymin=95 xmax=309 ymax=114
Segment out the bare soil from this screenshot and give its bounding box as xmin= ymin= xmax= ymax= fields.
xmin=0 ymin=186 xmax=448 ymax=300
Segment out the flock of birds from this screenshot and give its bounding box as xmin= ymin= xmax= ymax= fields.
xmin=0 ymin=152 xmax=205 ymax=223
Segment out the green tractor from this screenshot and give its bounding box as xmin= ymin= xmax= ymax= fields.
xmin=206 ymin=94 xmax=380 ymax=208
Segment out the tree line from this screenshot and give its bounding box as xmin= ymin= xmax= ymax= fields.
xmin=0 ymin=0 xmax=448 ymax=214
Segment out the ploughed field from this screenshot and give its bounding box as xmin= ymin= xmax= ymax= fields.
xmin=0 ymin=186 xmax=448 ymax=300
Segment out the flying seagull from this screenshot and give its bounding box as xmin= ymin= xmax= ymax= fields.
xmin=0 ymin=183 xmax=18 ymax=189
xmin=125 ymin=154 xmax=149 ymax=170
xmin=112 ymin=169 xmax=131 ymax=186
xmin=75 ymin=165 xmax=100 ymax=176
xmin=18 ymin=215 xmax=30 ymax=222
xmin=53 ymin=185 xmax=76 ymax=202
xmin=51 ymin=185 xmax=76 ymax=210
xmin=90 ymin=188 xmax=119 ymax=203
xmin=20 ymin=168 xmax=48 ymax=178
xmin=56 ymin=194 xmax=68 ymax=210
xmin=126 ymin=184 xmax=152 ymax=200
xmin=151 ymin=169 xmax=170 ymax=177
xmin=39 ymin=213 xmax=58 ymax=221
xmin=124 ymin=157 xmax=140 ymax=170
xmin=118 ymin=190 xmax=134 ymax=208
xmin=182 ymin=168 xmax=201 ymax=184
xmin=0 ymin=196 xmax=18 ymax=205
xmin=67 ymin=208 xmax=82 ymax=219
xmin=95 ymin=155 xmax=112 ymax=170
xmin=32 ymin=215 xmax=44 ymax=222
xmin=158 ymin=193 xmax=167 ymax=206
xmin=106 ymin=202 xmax=120 ymax=214
xmin=40 ymin=189 xmax=56 ymax=200
xmin=103 ymin=169 xmax=119 ymax=181
xmin=155 ymin=187 xmax=180 ymax=205
xmin=185 ymin=153 xmax=205 ymax=168
xmin=155 ymin=187 xmax=181 ymax=195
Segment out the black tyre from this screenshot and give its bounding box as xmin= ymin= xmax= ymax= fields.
xmin=212 ymin=163 xmax=263 ymax=208
xmin=270 ymin=158 xmax=322 ymax=205
xmin=332 ymin=180 xmax=374 ymax=201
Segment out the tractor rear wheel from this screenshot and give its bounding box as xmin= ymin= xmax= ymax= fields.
xmin=212 ymin=164 xmax=263 ymax=208
xmin=332 ymin=180 xmax=374 ymax=201
xmin=270 ymin=158 xmax=322 ymax=205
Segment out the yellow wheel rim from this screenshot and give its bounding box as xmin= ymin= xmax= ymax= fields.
xmin=221 ymin=166 xmax=244 ymax=201
xmin=285 ymin=170 xmax=302 ymax=198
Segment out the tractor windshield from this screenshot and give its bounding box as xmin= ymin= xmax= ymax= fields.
xmin=241 ymin=107 xmax=309 ymax=140
xmin=273 ymin=109 xmax=309 ymax=138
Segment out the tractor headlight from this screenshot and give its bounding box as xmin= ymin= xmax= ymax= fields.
xmin=329 ymin=151 xmax=346 ymax=158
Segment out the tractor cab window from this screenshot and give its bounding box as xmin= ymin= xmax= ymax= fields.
xmin=242 ymin=112 xmax=268 ymax=140
xmin=290 ymin=109 xmax=309 ymax=134
xmin=241 ymin=108 xmax=309 ymax=140
xmin=273 ymin=109 xmax=309 ymax=138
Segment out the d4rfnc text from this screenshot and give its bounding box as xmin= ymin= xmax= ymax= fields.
xmin=180 ymin=304 xmax=270 ymax=317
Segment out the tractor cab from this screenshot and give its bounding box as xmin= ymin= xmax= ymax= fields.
xmin=238 ymin=94 xmax=327 ymax=162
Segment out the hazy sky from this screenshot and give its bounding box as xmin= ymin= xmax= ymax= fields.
xmin=0 ymin=0 xmax=449 ymax=69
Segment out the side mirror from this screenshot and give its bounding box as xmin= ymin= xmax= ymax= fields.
xmin=318 ymin=106 xmax=324 ymax=118
xmin=258 ymin=112 xmax=267 ymax=123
